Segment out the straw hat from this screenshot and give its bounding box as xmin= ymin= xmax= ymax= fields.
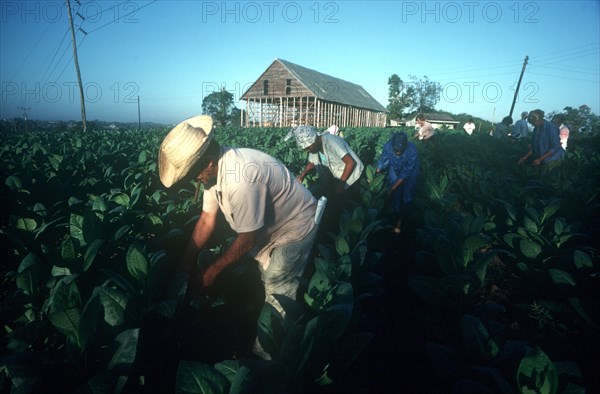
xmin=158 ymin=115 xmax=213 ymax=188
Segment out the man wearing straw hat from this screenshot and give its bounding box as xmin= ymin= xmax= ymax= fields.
xmin=158 ymin=115 xmax=318 ymax=326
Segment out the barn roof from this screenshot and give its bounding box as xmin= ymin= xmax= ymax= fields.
xmin=246 ymin=58 xmax=388 ymax=113
xmin=417 ymin=112 xmax=459 ymax=123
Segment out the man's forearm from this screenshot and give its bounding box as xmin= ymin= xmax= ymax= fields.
xmin=201 ymin=231 xmax=256 ymax=287
xmin=179 ymin=211 xmax=216 ymax=273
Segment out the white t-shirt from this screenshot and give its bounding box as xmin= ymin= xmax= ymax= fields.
xmin=203 ymin=147 xmax=316 ymax=269
xmin=418 ymin=121 xmax=435 ymax=140
xmin=307 ymin=134 xmax=364 ymax=188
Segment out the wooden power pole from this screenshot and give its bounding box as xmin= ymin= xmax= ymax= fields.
xmin=17 ymin=106 xmax=31 ymax=132
xmin=509 ymin=55 xmax=529 ymax=119
xmin=66 ymin=0 xmax=87 ymax=132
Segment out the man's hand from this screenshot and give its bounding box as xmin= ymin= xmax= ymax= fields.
xmin=201 ymin=264 xmax=220 ymax=287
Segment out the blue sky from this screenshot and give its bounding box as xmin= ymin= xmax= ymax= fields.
xmin=1 ymin=0 xmax=599 ymax=124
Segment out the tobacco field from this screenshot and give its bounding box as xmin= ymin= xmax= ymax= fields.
xmin=1 ymin=125 xmax=599 ymax=393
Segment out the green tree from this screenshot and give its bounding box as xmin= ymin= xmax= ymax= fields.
xmin=387 ymin=74 xmax=414 ymax=120
xmin=201 ymin=88 xmax=238 ymax=127
xmin=563 ymin=105 xmax=599 ymax=134
xmin=408 ymin=75 xmax=441 ymax=113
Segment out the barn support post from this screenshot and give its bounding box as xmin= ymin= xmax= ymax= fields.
xmin=317 ymin=99 xmax=321 ymax=128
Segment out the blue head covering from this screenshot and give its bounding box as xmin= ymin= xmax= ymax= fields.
xmin=391 ymin=132 xmax=408 ymax=152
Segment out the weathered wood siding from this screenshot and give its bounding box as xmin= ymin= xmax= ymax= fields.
xmin=242 ymin=61 xmax=314 ymax=100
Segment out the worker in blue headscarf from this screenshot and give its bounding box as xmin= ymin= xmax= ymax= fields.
xmin=376 ymin=131 xmax=420 ymax=234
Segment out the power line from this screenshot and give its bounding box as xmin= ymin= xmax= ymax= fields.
xmin=39 ymin=29 xmax=73 ymax=86
xmin=86 ymin=0 xmax=158 ymax=34
xmin=527 ymin=71 xmax=599 ymax=84
xmin=52 ymin=35 xmax=88 ymax=84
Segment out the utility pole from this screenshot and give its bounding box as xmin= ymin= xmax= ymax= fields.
xmin=17 ymin=106 xmax=31 ymax=132
xmin=137 ymin=96 xmax=141 ymax=131
xmin=66 ymin=0 xmax=87 ymax=132
xmin=509 ymin=55 xmax=529 ymax=119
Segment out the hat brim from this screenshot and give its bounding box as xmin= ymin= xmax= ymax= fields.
xmin=158 ymin=115 xmax=213 ymax=188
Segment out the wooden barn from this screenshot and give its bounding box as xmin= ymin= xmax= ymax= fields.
xmin=240 ymin=59 xmax=388 ymax=128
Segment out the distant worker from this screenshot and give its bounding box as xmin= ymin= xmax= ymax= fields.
xmin=415 ymin=114 xmax=435 ymax=140
xmin=518 ymin=109 xmax=564 ymax=173
xmin=463 ymin=119 xmax=476 ymax=135
xmin=494 ymin=116 xmax=513 ymax=139
xmin=376 ymin=131 xmax=420 ymax=234
xmin=326 ymin=124 xmax=344 ymax=138
xmin=513 ymin=111 xmax=530 ymax=139
xmin=551 ymin=114 xmax=570 ymax=150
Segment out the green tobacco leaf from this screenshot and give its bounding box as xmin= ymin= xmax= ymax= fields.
xmin=83 ymin=239 xmax=106 ymax=272
xmin=298 ymin=316 xmax=318 ymax=372
xmin=129 ymin=184 xmax=142 ymax=207
xmin=502 ymin=233 xmax=522 ymax=248
xmin=461 ymin=314 xmax=499 ymax=363
xmin=97 ymin=287 xmax=129 ymax=327
xmin=47 ymin=276 xmax=81 ymax=313
xmin=519 ymin=239 xmax=542 ymax=259
xmin=548 ymin=269 xmax=576 ymax=287
xmin=542 ymin=200 xmax=560 ymax=222
xmin=48 ymin=307 xmax=81 ymax=346
xmin=5 ymin=175 xmax=23 ymax=191
xmin=573 ymin=250 xmax=593 ymax=269
xmin=70 ymin=213 xmax=85 ymax=244
xmin=228 ymin=365 xmax=253 ymax=393
xmin=463 ymin=234 xmax=490 ymax=264
xmin=108 ymin=328 xmax=139 ymax=370
xmin=318 ymin=302 xmax=353 ymax=341
xmin=48 ymin=154 xmax=63 ymax=171
xmin=138 ymin=149 xmax=149 ymax=164
xmin=113 ymin=225 xmax=131 ymax=241
xmin=18 ymin=253 xmax=40 ymax=273
xmin=92 ymin=197 xmax=109 ymax=214
xmin=61 ymin=236 xmax=80 ymax=261
xmin=16 ymin=217 xmax=37 ymax=231
xmin=568 ymin=298 xmax=598 ymax=329
xmin=176 ymin=361 xmax=229 ymax=394
xmin=16 ymin=255 xmax=41 ymax=296
xmin=553 ymin=218 xmax=565 ymax=236
xmin=51 ymin=266 xmax=71 ymax=276
xmin=257 ymin=303 xmax=284 ymax=359
xmin=214 ymin=360 xmax=242 ymax=384
xmin=78 ymin=292 xmax=101 ymax=350
xmin=335 ymin=235 xmax=350 ymax=256
xmin=126 ymin=243 xmax=149 ymax=284
xmin=517 ymin=346 xmax=558 ymax=394
xmin=33 ymin=203 xmax=47 ymax=217
xmin=523 ymin=216 xmax=539 ymax=233
xmin=112 ymin=192 xmax=130 ymax=208
xmin=83 ymin=209 xmax=103 ymax=244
